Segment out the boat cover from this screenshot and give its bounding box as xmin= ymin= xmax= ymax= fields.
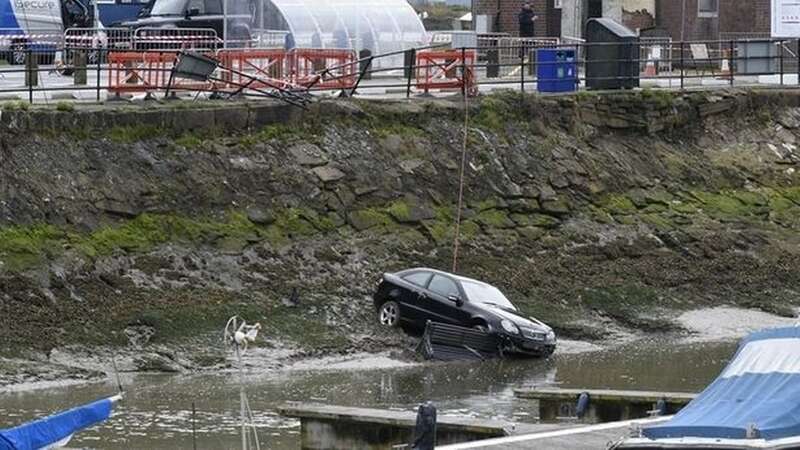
xmin=644 ymin=327 xmax=800 ymax=441
xmin=0 ymin=396 xmax=115 ymax=450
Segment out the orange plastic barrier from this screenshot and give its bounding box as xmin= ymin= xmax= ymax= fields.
xmin=107 ymin=51 xmax=217 ymax=95
xmin=289 ymin=48 xmax=357 ymax=90
xmin=107 ymin=48 xmax=359 ymax=96
xmin=218 ymin=48 xmax=293 ymax=91
xmin=416 ymin=49 xmax=477 ymax=96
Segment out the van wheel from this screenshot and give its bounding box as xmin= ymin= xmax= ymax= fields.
xmin=378 ymin=301 xmax=401 ymax=327
xmin=11 ymin=43 xmax=26 ymax=65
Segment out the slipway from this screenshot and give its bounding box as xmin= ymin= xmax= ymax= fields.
xmin=616 ymin=326 xmax=800 ymax=449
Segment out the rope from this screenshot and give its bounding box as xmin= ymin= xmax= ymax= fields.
xmin=451 ymin=70 xmax=470 ymax=273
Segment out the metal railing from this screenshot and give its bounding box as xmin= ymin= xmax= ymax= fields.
xmin=1 ymin=36 xmax=800 ymax=105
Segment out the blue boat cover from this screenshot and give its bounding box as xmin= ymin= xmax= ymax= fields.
xmin=644 ymin=327 xmax=800 ymax=441
xmin=0 ymin=397 xmax=115 ymax=450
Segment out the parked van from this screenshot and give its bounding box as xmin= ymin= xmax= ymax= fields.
xmin=117 ymin=0 xmax=253 ymax=43
xmin=0 ymin=0 xmax=90 ymax=63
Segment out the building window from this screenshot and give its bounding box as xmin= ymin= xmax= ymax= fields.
xmin=698 ymin=0 xmax=718 ymax=18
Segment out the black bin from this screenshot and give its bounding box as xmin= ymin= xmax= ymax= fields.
xmin=585 ymin=18 xmax=639 ymax=90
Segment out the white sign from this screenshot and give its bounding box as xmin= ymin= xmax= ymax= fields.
xmin=773 ymin=0 xmax=800 ymax=37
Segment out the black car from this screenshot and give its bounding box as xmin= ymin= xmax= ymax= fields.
xmin=373 ymin=268 xmax=556 ymax=357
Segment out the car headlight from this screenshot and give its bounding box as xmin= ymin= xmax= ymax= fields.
xmin=501 ymin=319 xmax=520 ymax=335
xmin=546 ymin=330 xmax=556 ymax=342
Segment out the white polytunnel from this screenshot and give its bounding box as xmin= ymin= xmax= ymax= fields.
xmin=251 ymin=0 xmax=427 ymax=68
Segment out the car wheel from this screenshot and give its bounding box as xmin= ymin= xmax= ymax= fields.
xmin=472 ymin=322 xmax=489 ymax=333
xmin=378 ymin=301 xmax=401 ymax=327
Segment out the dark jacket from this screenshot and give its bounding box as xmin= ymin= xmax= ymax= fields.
xmin=518 ymin=9 xmax=536 ymax=37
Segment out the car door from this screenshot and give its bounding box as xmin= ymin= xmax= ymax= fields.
xmin=397 ymin=271 xmax=433 ymax=324
xmin=425 ymin=274 xmax=471 ymax=326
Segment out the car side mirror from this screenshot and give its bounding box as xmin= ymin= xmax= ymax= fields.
xmin=448 ymin=294 xmax=464 ymax=307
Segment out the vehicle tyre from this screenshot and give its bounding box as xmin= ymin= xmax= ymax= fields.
xmin=378 ymin=301 xmax=401 ymax=327
xmin=472 ymin=322 xmax=489 ymax=333
xmin=11 ymin=43 xmax=26 ymax=65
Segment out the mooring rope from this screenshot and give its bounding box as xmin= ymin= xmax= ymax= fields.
xmin=451 ymin=77 xmax=470 ymax=273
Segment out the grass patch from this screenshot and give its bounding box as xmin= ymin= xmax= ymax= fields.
xmin=386 ymin=200 xmax=412 ymax=222
xmin=639 ymin=88 xmax=675 ymax=109
xmin=55 ymin=101 xmax=75 ymax=112
xmin=2 ymin=100 xmax=29 ymax=111
xmin=0 ymin=212 xmax=286 ymax=271
xmin=107 ymin=125 xmax=163 ymax=144
xmin=474 ymin=93 xmax=519 ymax=131
xmin=240 ymin=123 xmax=300 ymax=148
xmin=372 ymin=123 xmax=424 ymax=139
xmin=599 ymin=194 xmax=638 ymax=216
xmin=0 ymin=225 xmax=65 ymax=271
xmin=174 ymin=134 xmax=204 ymax=149
xmin=690 ymin=191 xmax=755 ymax=222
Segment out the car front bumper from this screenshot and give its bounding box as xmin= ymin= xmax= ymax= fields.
xmin=501 ymin=334 xmax=556 ymax=357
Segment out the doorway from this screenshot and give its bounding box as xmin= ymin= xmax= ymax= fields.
xmin=588 ymin=0 xmax=602 ymax=18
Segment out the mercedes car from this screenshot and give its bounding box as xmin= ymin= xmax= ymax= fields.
xmin=373 ymin=268 xmax=556 ymax=357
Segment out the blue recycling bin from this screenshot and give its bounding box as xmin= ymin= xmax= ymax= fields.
xmin=536 ymin=48 xmax=578 ymax=93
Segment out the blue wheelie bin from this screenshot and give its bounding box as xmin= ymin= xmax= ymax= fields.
xmin=536 ymin=48 xmax=578 ymax=93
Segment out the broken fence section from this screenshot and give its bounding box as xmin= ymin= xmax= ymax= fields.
xmin=418 ymin=321 xmax=501 ymax=362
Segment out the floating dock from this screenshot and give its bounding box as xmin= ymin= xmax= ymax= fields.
xmin=278 ymin=403 xmax=559 ymax=449
xmin=438 ymin=416 xmax=672 ymax=449
xmin=514 ymin=387 xmax=696 ymax=422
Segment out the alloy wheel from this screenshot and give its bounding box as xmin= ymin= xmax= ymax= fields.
xmin=379 ymin=302 xmax=400 ymax=327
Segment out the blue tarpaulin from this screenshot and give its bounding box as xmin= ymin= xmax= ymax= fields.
xmin=0 ymin=396 xmax=116 ymax=450
xmin=644 ymin=327 xmax=800 ymax=441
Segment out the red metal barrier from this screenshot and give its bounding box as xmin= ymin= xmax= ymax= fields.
xmin=218 ymin=48 xmax=293 ymax=91
xmin=107 ymin=51 xmax=216 ymax=95
xmin=416 ymin=49 xmax=477 ymax=96
xmin=289 ymin=48 xmax=357 ymax=90
xmin=107 ymin=47 xmax=359 ymax=97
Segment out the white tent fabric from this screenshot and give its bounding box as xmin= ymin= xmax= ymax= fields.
xmin=255 ymin=0 xmax=426 ymax=67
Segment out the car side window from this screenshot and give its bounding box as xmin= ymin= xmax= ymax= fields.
xmin=428 ymin=275 xmax=459 ymax=298
xmin=403 ymin=272 xmax=431 ymax=287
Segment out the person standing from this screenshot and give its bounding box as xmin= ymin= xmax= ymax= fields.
xmin=518 ymin=4 xmax=538 ymax=38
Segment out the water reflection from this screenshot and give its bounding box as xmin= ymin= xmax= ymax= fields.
xmin=0 ymin=340 xmax=737 ymax=449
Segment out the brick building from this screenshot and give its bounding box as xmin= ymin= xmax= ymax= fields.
xmin=655 ymin=0 xmax=771 ymax=42
xmin=473 ymin=0 xmax=656 ymax=39
xmin=473 ymin=0 xmax=562 ymax=37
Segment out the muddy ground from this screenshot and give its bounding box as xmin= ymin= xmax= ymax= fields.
xmin=1 ymin=89 xmax=799 ymax=388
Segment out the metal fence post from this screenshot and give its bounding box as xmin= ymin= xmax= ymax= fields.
xmin=520 ymin=43 xmax=525 ymax=93
xmin=406 ymin=48 xmax=416 ymax=98
xmin=460 ymin=46 xmax=467 ymax=97
xmin=97 ymin=48 xmax=102 ymax=102
xmin=26 ymin=49 xmax=33 ymax=104
xmin=780 ymin=39 xmax=785 ymax=86
xmin=729 ymin=40 xmax=735 ymax=87
xmin=680 ymin=41 xmax=685 ymax=90
xmin=577 ymin=42 xmax=581 ymax=92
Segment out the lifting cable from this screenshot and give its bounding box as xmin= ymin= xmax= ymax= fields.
xmin=451 ymin=69 xmax=470 ymax=273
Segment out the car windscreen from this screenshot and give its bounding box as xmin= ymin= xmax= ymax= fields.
xmin=461 ymin=281 xmax=516 ymax=310
xmin=149 ymin=0 xmax=187 ymax=15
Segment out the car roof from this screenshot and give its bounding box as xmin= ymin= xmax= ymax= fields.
xmin=395 ymin=268 xmax=496 ymax=289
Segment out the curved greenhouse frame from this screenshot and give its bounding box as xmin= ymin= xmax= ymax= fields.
xmin=253 ymin=0 xmax=427 ymax=63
